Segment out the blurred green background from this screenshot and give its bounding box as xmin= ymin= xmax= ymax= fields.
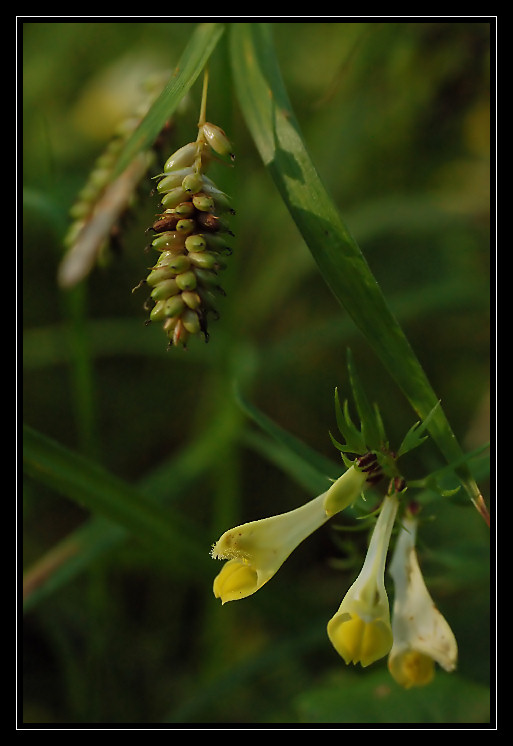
xmin=22 ymin=21 xmax=491 ymax=725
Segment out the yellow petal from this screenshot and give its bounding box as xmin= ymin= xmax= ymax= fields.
xmin=213 ymin=559 xmax=259 ymax=604
xmin=327 ymin=611 xmax=393 ymax=668
xmin=388 ymin=649 xmax=435 ymax=689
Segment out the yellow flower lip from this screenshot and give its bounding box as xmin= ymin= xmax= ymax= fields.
xmin=213 ymin=559 xmax=259 ymax=604
xmin=328 ymin=611 xmax=393 ymax=668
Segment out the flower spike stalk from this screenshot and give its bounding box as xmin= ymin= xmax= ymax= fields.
xmin=327 ymin=492 xmax=399 ymax=667
xmin=387 ymin=508 xmax=458 ymax=688
xmin=134 ymin=69 xmax=235 ymax=348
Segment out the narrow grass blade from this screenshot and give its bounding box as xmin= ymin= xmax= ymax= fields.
xmin=22 ymin=425 xmax=209 ymax=574
xmin=113 ymin=22 xmax=225 ymax=176
xmin=229 ymin=23 xmax=486 ymax=517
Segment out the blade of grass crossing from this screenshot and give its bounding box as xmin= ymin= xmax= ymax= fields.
xmin=229 ymin=23 xmax=485 ymax=516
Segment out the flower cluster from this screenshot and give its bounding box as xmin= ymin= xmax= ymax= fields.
xmin=134 ymin=122 xmax=234 ymax=348
xmin=211 ymin=453 xmax=458 ymax=687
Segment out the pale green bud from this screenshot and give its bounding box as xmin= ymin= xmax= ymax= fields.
xmin=185 ymin=234 xmax=207 ymax=253
xmin=182 ymin=172 xmax=204 ymax=194
xmin=167 ymin=254 xmax=191 ymax=274
xmin=146 ymin=266 xmax=175 ymax=286
xmin=152 ymin=232 xmax=185 ymax=252
xmin=192 ymin=193 xmax=215 ymax=212
xmin=164 ymin=142 xmax=198 ymax=172
xmin=157 ymin=168 xmax=194 ymax=193
xmin=201 ymin=122 xmax=234 ymax=158
xmin=175 ymin=270 xmax=197 ymax=291
xmin=161 ymin=187 xmax=189 ymax=209
xmin=181 ymin=308 xmax=201 ymax=334
xmin=150 ymin=300 xmax=167 ymax=321
xmin=188 ymin=251 xmax=219 ymax=270
xmin=175 ymin=218 xmax=195 ymax=236
xmin=181 ymin=291 xmax=202 ymax=310
xmin=150 ymin=278 xmax=180 ymax=300
xmin=164 ymin=295 xmax=185 ymax=317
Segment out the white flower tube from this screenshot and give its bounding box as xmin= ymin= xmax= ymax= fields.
xmin=327 ymin=494 xmax=399 ymax=667
xmin=388 ymin=512 xmax=458 ymax=688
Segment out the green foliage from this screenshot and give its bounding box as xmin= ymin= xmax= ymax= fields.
xmin=22 ymin=21 xmax=491 ymax=725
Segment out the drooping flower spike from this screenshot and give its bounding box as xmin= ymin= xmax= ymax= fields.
xmin=327 ymin=491 xmax=399 ymax=668
xmin=134 ymin=70 xmax=235 ymax=348
xmin=211 ymin=461 xmax=376 ymax=604
xmin=387 ymin=507 xmax=458 ymax=688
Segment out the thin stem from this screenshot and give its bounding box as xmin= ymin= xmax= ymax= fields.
xmin=198 ymin=67 xmax=209 ymax=128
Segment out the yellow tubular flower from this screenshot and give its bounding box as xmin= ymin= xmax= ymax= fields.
xmin=327 ymin=494 xmax=399 ymax=667
xmin=211 ymin=467 xmax=368 ymax=604
xmin=387 ymin=512 xmax=458 ymax=688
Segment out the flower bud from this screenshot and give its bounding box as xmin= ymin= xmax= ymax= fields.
xmin=185 ymin=234 xmax=207 ymax=253
xmin=164 ymin=142 xmax=198 ymax=172
xmin=192 ymin=193 xmax=215 ymax=212
xmin=150 ymin=278 xmax=180 ymax=300
xmin=175 ymin=270 xmax=197 ymax=291
xmin=161 ymin=187 xmax=189 ymax=209
xmin=152 ymin=232 xmax=185 ymax=252
xmin=150 ymin=300 xmax=167 ymax=321
xmin=146 ymin=266 xmax=175 ymax=286
xmin=182 ymin=308 xmax=201 ymax=334
xmin=174 ymin=201 xmax=196 ymax=218
xmin=182 ymin=172 xmax=204 ymax=194
xmin=157 ymin=168 xmax=193 ymax=193
xmin=164 ymin=295 xmax=185 ymax=317
xmin=181 ymin=291 xmax=202 ymax=310
xmin=201 ymin=122 xmax=234 ymax=159
xmin=175 ymin=218 xmax=195 ymax=236
xmin=188 ymin=251 xmax=219 ymax=270
xmin=167 ymin=254 xmax=191 ymax=274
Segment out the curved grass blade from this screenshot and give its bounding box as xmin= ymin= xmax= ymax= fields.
xmin=22 ymin=425 xmax=210 ymax=576
xmin=113 ymin=22 xmax=225 ymax=177
xmin=229 ymin=22 xmax=487 ymax=520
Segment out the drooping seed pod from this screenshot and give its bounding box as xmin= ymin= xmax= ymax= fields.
xmin=134 ymin=115 xmax=235 ymax=349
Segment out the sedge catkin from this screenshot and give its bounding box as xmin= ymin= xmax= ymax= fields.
xmin=134 ymin=121 xmax=235 ymax=348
